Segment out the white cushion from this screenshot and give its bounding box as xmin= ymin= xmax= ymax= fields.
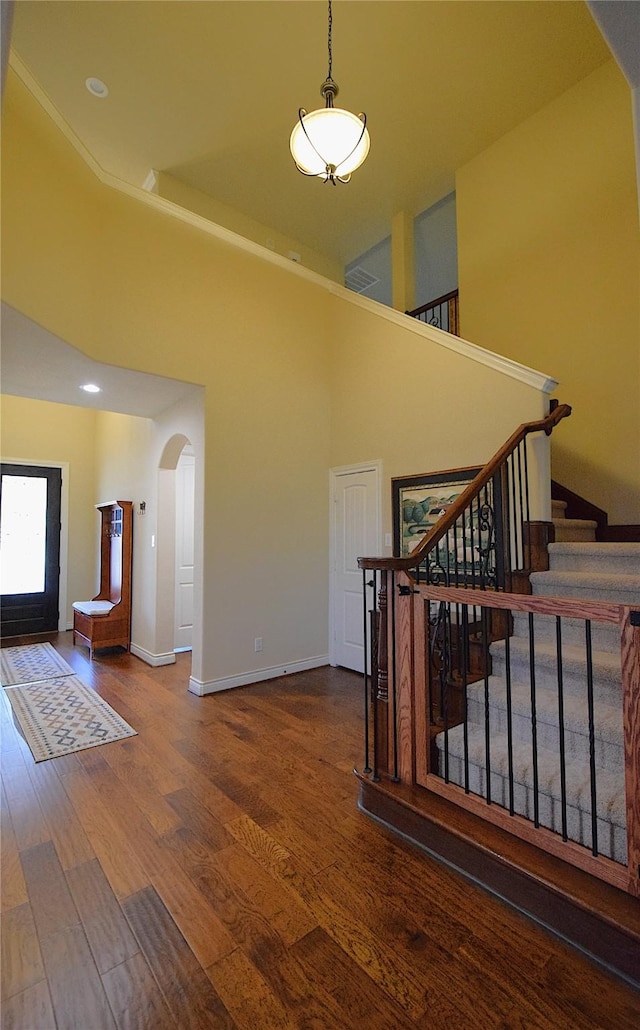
xmin=72 ymin=600 xmax=115 ymax=616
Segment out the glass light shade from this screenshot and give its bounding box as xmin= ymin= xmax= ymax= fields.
xmin=290 ymin=106 xmax=370 ymax=178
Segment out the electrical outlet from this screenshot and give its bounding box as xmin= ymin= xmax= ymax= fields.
xmin=254 ymin=637 xmax=263 ymax=653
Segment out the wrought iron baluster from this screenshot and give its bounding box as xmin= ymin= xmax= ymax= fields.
xmin=505 ymin=625 xmax=515 ymax=816
xmin=482 ymin=605 xmax=492 ymax=804
xmin=462 ymin=603 xmax=470 ymax=793
xmin=429 ymin=539 xmax=447 ymax=587
xmin=461 ymin=506 xmax=472 ymax=589
xmin=505 ymin=459 xmax=514 ymax=591
xmin=515 ymin=441 xmax=524 ymax=569
xmin=442 ymin=602 xmax=452 ymax=782
xmin=453 ymin=518 xmax=460 ymax=587
xmin=522 ymin=439 xmax=532 ymax=571
xmin=528 ymin=612 xmax=540 ymax=827
xmin=585 ymin=619 xmax=599 ymax=856
xmin=556 ymin=616 xmax=568 ymax=840
xmin=511 ymin=453 xmax=519 ymax=584
xmin=476 ymin=491 xmax=484 ymax=589
xmin=477 ymin=483 xmax=497 ymax=590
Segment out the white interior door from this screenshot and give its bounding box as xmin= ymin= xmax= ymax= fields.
xmin=331 ymin=464 xmax=381 ymax=673
xmin=174 ymin=450 xmax=195 ymax=651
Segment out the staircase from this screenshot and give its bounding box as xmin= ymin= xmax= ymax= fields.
xmin=435 ymin=503 xmax=640 ymax=864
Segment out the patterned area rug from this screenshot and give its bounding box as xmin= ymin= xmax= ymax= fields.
xmin=4 ymin=674 xmax=137 ymax=763
xmin=0 ymin=641 xmax=74 ymax=686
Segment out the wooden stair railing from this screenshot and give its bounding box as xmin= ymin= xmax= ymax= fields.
xmin=357 ymin=404 xmax=571 ymax=782
xmin=356 ymin=403 xmax=640 ymax=903
xmin=359 ymin=402 xmax=571 ymax=577
xmin=407 ymin=289 xmax=459 ymax=335
xmin=356 ymin=405 xmax=640 ymax=984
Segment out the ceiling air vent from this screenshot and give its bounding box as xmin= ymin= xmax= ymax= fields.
xmin=345 ymin=266 xmax=380 ymax=294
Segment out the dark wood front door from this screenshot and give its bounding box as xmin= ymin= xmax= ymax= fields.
xmin=0 ymin=463 xmax=62 ymax=637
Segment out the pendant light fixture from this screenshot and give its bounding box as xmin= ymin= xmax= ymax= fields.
xmin=290 ymin=0 xmax=369 ymax=185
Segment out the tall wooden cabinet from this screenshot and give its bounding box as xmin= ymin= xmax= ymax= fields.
xmin=73 ymin=500 xmax=133 ymax=658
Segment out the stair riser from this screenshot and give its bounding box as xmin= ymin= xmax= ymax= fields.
xmin=530 ymin=580 xmax=640 ymax=605
xmin=440 ymin=753 xmax=626 ymax=863
xmin=551 ymin=501 xmax=567 ymax=519
xmin=552 ymin=524 xmax=597 ymax=543
xmin=465 ymin=701 xmax=623 ymax=774
xmin=548 ymin=553 xmax=640 ymax=576
xmin=511 ymin=612 xmax=620 ymax=653
xmin=437 ymin=727 xmax=626 ymax=818
xmin=489 ymin=654 xmax=621 ymax=703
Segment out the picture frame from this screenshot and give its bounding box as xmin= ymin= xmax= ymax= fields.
xmin=392 ymin=465 xmax=483 ymax=558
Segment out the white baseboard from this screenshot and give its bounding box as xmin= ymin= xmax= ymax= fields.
xmin=130 ymin=643 xmax=176 ymax=667
xmin=188 ymin=654 xmax=330 ymax=696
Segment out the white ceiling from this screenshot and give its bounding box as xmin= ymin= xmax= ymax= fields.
xmin=1 ymin=304 xmax=201 ymax=418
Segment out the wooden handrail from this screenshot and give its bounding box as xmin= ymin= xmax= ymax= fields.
xmin=406 ymin=290 xmax=459 ymax=319
xmin=358 ymin=403 xmax=572 ymax=572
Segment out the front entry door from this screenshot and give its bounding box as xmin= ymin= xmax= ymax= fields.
xmin=331 ymin=465 xmax=380 ymax=673
xmin=0 ymin=463 xmax=62 ymax=637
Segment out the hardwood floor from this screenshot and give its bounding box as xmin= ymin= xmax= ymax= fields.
xmin=1 ymin=632 xmax=639 ymax=1029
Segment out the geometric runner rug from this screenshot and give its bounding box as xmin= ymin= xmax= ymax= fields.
xmin=0 ymin=641 xmax=74 ymax=686
xmin=3 ymin=673 xmax=137 ymax=763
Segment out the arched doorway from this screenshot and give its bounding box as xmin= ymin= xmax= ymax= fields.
xmin=156 ymin=433 xmax=198 ymax=665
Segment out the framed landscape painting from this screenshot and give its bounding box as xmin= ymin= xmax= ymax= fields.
xmin=392 ymin=466 xmax=483 ymax=558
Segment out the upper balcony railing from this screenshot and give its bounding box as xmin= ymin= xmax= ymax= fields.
xmin=407 ymin=289 xmax=459 ymax=335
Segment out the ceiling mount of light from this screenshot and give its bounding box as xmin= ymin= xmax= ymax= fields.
xmin=290 ymin=0 xmax=369 ymax=185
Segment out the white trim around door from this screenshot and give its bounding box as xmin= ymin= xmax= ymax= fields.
xmin=329 ymin=460 xmax=383 ymax=672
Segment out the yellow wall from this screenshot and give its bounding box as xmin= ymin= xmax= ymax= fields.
xmin=2 ymin=71 xmax=333 ymax=685
xmin=328 ymin=298 xmax=551 ymax=538
xmin=93 ymin=411 xmax=157 ymax=656
xmin=2 ymin=69 xmax=554 ymax=688
xmin=457 ymin=61 xmax=640 ymax=524
xmin=157 ymin=172 xmax=342 ymax=284
xmin=0 ymin=396 xmax=98 ymax=625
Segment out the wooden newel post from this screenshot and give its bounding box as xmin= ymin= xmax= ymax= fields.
xmin=377 ymin=575 xmax=389 ymax=703
xmin=622 ymin=608 xmax=640 ymax=897
xmin=371 ymin=572 xmax=389 ymax=774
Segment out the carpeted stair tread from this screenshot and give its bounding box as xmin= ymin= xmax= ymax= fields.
xmin=547 ymin=543 xmax=640 ymax=575
xmin=465 ymin=676 xmax=623 ymax=772
xmin=489 ymin=637 xmax=622 ymax=695
xmin=549 ymin=542 xmax=640 ymax=557
xmin=510 ymin=610 xmax=619 ymax=653
xmin=529 ymin=569 xmax=640 ymax=603
xmin=436 ymin=722 xmax=625 ymax=820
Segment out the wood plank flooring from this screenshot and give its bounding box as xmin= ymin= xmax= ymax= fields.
xmin=1 ymin=632 xmax=639 ymax=1029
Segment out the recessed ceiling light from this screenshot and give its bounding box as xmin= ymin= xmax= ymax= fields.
xmin=85 ymin=77 xmax=109 ymax=98
xmin=81 ymin=383 xmax=101 ymax=393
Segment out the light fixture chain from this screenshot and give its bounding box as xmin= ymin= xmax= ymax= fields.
xmin=327 ymin=0 xmax=333 ymax=81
